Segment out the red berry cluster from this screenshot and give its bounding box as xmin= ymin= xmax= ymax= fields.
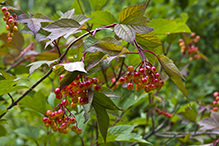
xmin=1 ymin=7 xmax=19 ymax=43
xmin=211 ymin=91 xmax=219 ymax=112
xmin=118 ymin=65 xmax=164 ymax=92
xmin=155 ymin=108 xmax=172 ymax=119
xmin=178 ymin=32 xmax=201 ymax=61
xmin=43 ymin=74 xmax=101 ymax=133
xmin=42 ymin=109 xmax=82 ymax=134
xmin=55 ymin=75 xmax=101 ymax=107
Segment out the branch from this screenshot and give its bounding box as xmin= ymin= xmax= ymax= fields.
xmin=0 ymin=29 xmax=100 ymax=119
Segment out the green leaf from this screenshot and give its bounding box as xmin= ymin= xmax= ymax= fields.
xmin=93 ymin=101 xmax=109 ymax=142
xmin=16 ymin=13 xmax=52 ymax=37
xmin=84 ymin=36 xmax=98 ymax=50
xmin=136 ymin=32 xmax=162 ymax=63
xmin=179 ymin=107 xmax=197 ymax=122
xmin=100 ymin=87 xmax=120 ymax=98
xmin=27 ymin=59 xmax=58 ymax=76
xmin=0 ymin=70 xmax=16 ymax=80
xmin=84 ymin=37 xmax=129 ymax=55
xmin=119 ymin=3 xmax=149 ymax=25
xmin=89 ymin=0 xmax=108 ymax=10
xmin=43 ymin=19 xmax=81 ymax=48
xmin=148 ymin=18 xmax=191 ymax=41
xmin=82 ymin=104 xmax=91 ymax=123
xmin=61 ymin=9 xmax=90 ymax=25
xmin=91 ymin=11 xmax=117 ymax=25
xmin=19 ymin=90 xmax=47 ymax=114
xmin=108 ymin=125 xmax=136 ymax=135
xmin=0 ymin=109 xmax=7 ymax=115
xmin=115 ymin=133 xmax=151 ymax=144
xmin=60 ymin=71 xmax=81 ymax=89
xmin=14 ymin=125 xmax=40 ymax=139
xmin=86 ymin=53 xmax=108 ymax=71
xmin=114 ymin=24 xmax=154 ymax=43
xmin=93 ymin=91 xmax=120 ymax=110
xmin=47 ymin=92 xmax=56 ymax=109
xmin=157 ymin=55 xmax=189 ymax=102
xmin=0 ymin=125 xmax=7 ymax=136
xmin=35 ymin=52 xmax=59 ymax=61
xmin=20 ymin=25 xmax=50 ymax=43
xmin=0 ymin=80 xmax=27 ymax=96
xmin=0 ymin=119 xmax=7 ymax=124
xmin=0 ymin=32 xmax=24 ymax=50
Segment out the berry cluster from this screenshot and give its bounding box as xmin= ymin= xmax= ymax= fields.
xmin=42 ymin=109 xmax=81 ymax=134
xmin=211 ymin=91 xmax=219 ymax=112
xmin=155 ymin=108 xmax=172 ymax=119
xmin=118 ymin=65 xmax=164 ymax=92
xmin=1 ymin=7 xmax=19 ymax=43
xmin=178 ymin=32 xmax=201 ymax=61
xmin=43 ymin=74 xmax=101 ymax=133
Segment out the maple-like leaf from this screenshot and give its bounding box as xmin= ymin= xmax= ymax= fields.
xmin=16 ymin=13 xmax=52 ymax=37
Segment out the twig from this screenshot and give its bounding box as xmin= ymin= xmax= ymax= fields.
xmin=7 ymin=93 xmax=14 ymax=103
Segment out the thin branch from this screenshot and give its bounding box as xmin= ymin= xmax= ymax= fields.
xmin=7 ymin=93 xmax=14 ymax=103
xmin=77 ymin=0 xmax=85 ymax=15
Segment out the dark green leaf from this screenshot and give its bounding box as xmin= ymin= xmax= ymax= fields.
xmin=179 ymin=107 xmax=197 ymax=122
xmin=89 ymin=0 xmax=108 ymax=10
xmin=115 ymin=133 xmax=151 ymax=144
xmin=0 ymin=119 xmax=7 ymax=124
xmin=60 ymin=71 xmax=81 ymax=89
xmin=114 ymin=24 xmax=154 ymax=43
xmin=0 ymin=32 xmax=24 ymax=50
xmin=16 ymin=13 xmax=52 ymax=37
xmin=91 ymin=11 xmax=117 ymax=25
xmin=93 ymin=91 xmax=120 ymax=110
xmin=14 ymin=125 xmax=40 ymax=139
xmin=35 ymin=52 xmax=59 ymax=61
xmin=0 ymin=125 xmax=7 ymax=136
xmin=84 ymin=36 xmax=98 ymax=50
xmin=0 ymin=109 xmax=7 ymax=115
xmin=93 ymin=101 xmax=109 ymax=142
xmin=108 ymin=125 xmax=136 ymax=135
xmin=157 ymin=55 xmax=189 ymax=101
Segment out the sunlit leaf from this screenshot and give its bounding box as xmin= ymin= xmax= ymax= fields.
xmin=91 ymin=11 xmax=117 ymax=25
xmin=0 ymin=70 xmax=16 ymax=80
xmin=0 ymin=80 xmax=27 ymax=96
xmin=89 ymin=0 xmax=108 ymax=10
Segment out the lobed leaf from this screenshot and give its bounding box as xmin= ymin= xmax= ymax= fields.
xmin=198 ymin=112 xmax=219 ymax=131
xmin=16 ymin=13 xmax=52 ymax=37
xmin=114 ymin=24 xmax=154 ymax=43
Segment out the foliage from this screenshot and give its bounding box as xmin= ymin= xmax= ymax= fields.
xmin=0 ymin=0 xmax=219 ymax=146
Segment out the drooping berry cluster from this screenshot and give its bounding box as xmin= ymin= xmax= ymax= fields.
xmin=43 ymin=74 xmax=101 ymax=133
xmin=1 ymin=7 xmax=19 ymax=43
xmin=42 ymin=109 xmax=82 ymax=134
xmin=155 ymin=108 xmax=172 ymax=119
xmin=210 ymin=91 xmax=219 ymax=112
xmin=118 ymin=65 xmax=164 ymax=92
xmin=178 ymin=32 xmax=201 ymax=61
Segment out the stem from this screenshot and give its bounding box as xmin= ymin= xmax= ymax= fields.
xmin=53 ymin=40 xmax=61 ymax=57
xmin=0 ymin=29 xmax=101 ymax=119
xmin=134 ymin=40 xmax=147 ymax=67
xmin=77 ymin=0 xmax=84 ymax=15
xmin=81 ymin=53 xmax=86 ymax=62
xmin=7 ymin=93 xmax=14 ymax=103
xmin=92 ymin=23 xmax=117 ymax=36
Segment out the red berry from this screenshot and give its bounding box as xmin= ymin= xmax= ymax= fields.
xmin=128 ymin=66 xmax=134 ymax=73
xmin=1 ymin=7 xmax=8 ymax=13
xmin=59 ymin=74 xmax=64 ymax=80
xmin=76 ymin=128 xmax=82 ymax=134
xmin=42 ymin=117 xmax=49 ymax=123
xmin=152 ymin=78 xmax=159 ymax=86
xmin=61 ymin=123 xmax=68 ymax=129
xmin=71 ymin=125 xmax=77 ymax=131
xmin=63 ymin=128 xmax=69 ymax=134
xmin=216 ymin=96 xmax=219 ymax=101
xmin=70 ymin=102 xmax=77 ymax=108
xmin=57 ymin=109 xmax=64 ymax=117
xmin=212 ymin=107 xmax=218 ymax=112
xmin=46 ymin=110 xmax=52 ymax=116
xmin=7 ymin=37 xmax=12 ymax=43
xmin=151 ymin=66 xmax=157 ymax=73
xmin=149 ymin=84 xmax=156 ymax=90
xmin=85 ymin=80 xmax=92 ymax=89
xmin=141 ymin=77 xmax=149 ymax=85
xmin=50 ymin=112 xmax=56 ymax=120
xmin=4 ymin=11 xmax=10 ymax=17
xmin=69 ymin=117 xmax=76 ymax=124
xmin=155 ymin=73 xmax=161 ymax=79
xmin=127 ymin=83 xmax=134 ymax=90
xmin=178 ymin=39 xmax=184 ymax=43
xmin=79 ymin=97 xmax=88 ymax=105
xmin=213 ymin=101 xmax=217 ymax=105
xmin=54 ymin=88 xmax=60 ymax=94
xmin=134 ymin=72 xmax=140 ymax=79
xmin=138 ymin=68 xmax=145 ymax=75
xmin=5 ymin=25 xmax=10 ymax=30
xmin=144 ymin=85 xmax=150 ymax=92
xmin=56 ymin=93 xmax=62 ymax=99
xmin=92 ymin=78 xmax=99 ymax=84
xmin=214 ymin=92 xmax=219 ymax=97
xmin=118 ymin=77 xmax=125 ymax=84
xmin=94 ymin=84 xmax=101 ymax=91
xmin=62 ymin=99 xmax=69 ymax=106
xmin=159 ymin=80 xmax=164 ymax=86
